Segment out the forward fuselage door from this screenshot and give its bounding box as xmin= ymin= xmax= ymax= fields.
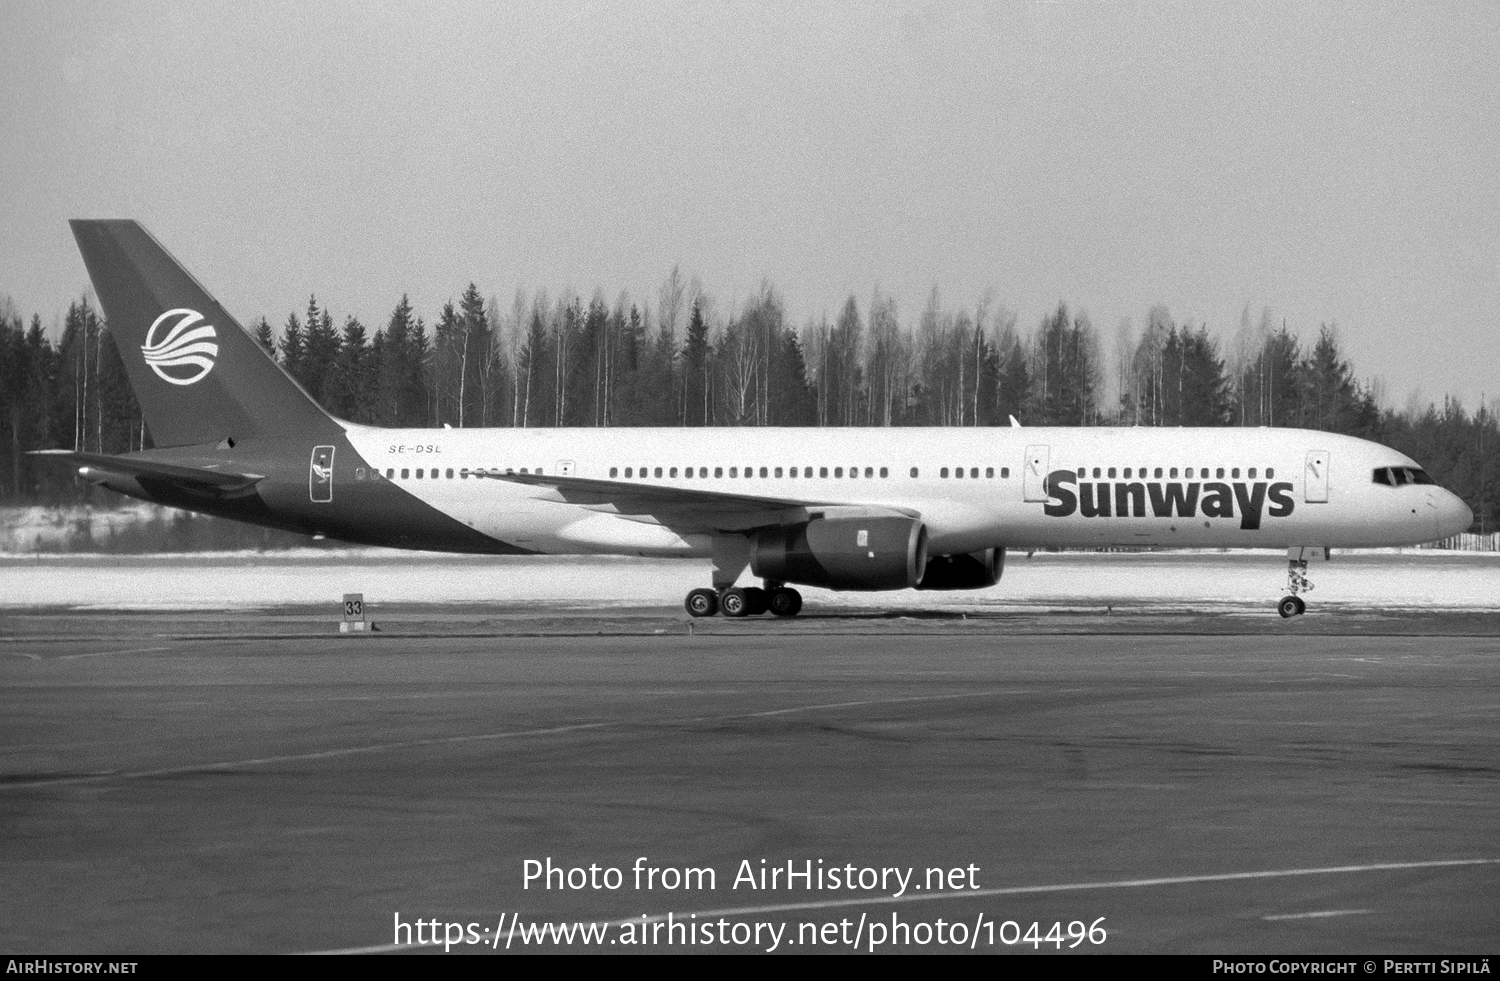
xmin=1024 ymin=445 xmax=1050 ymax=502
xmin=1305 ymin=449 xmax=1329 ymax=503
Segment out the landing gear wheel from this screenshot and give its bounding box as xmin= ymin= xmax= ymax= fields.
xmin=744 ymin=587 xmax=768 ymax=616
xmin=1278 ymin=595 xmax=1303 ymax=618
xmin=685 ymin=588 xmax=719 ymax=618
xmin=768 ymin=587 xmax=803 ymax=617
xmin=720 ymin=587 xmax=751 ymax=618
xmin=1293 ymin=596 xmax=1306 ymax=616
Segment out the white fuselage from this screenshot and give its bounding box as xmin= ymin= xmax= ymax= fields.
xmin=343 ymin=425 xmax=1472 ymax=558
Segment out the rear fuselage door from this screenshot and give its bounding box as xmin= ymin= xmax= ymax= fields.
xmin=1305 ymin=449 xmax=1329 ymax=503
xmin=1024 ymin=445 xmax=1050 ymax=502
xmin=310 ymin=445 xmax=335 ymax=503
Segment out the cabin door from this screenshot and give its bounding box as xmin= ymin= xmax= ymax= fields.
xmin=309 ymin=445 xmax=335 ymax=503
xmin=1304 ymin=450 xmax=1329 ymax=503
xmin=1024 ymin=445 xmax=1050 ymax=502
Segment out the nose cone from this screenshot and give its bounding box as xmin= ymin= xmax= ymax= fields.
xmin=1432 ymin=490 xmax=1474 ymax=539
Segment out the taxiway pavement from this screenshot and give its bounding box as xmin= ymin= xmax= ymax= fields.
xmin=2 ymin=608 xmax=1497 ymax=954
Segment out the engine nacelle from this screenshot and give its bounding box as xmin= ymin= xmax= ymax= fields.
xmin=751 ymin=516 xmax=928 ymax=591
xmin=915 ymin=547 xmax=1005 ymax=591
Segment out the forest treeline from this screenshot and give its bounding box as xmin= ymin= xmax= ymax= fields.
xmin=1 ymin=275 xmax=1494 ymax=533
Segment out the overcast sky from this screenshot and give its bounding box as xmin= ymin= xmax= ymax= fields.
xmin=4 ymin=1 xmax=1498 ymax=412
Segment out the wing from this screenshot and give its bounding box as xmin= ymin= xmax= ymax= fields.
xmin=30 ymin=450 xmax=265 ymax=499
xmin=474 ymin=469 xmax=919 ymax=533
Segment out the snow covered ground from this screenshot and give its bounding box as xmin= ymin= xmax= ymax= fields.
xmin=1 ymin=548 xmax=1496 ymax=612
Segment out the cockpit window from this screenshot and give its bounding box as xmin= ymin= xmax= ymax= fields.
xmin=1373 ymin=466 xmax=1437 ymax=487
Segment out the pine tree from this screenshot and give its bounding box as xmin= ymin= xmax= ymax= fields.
xmin=300 ymin=296 xmax=340 ymax=407
xmin=681 ymin=301 xmax=711 ymax=426
xmin=279 ymin=312 xmax=305 ymax=382
xmin=251 ymin=317 xmax=276 ymax=358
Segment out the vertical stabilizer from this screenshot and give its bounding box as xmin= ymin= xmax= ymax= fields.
xmin=69 ymin=219 xmax=338 ymax=447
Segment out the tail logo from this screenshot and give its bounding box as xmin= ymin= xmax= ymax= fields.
xmin=142 ymin=308 xmax=218 ymax=386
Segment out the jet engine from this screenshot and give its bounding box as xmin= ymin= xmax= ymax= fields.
xmin=915 ymin=547 xmax=1005 ymax=591
xmin=751 ymin=516 xmax=928 ymax=590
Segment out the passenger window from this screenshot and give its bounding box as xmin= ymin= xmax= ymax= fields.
xmin=714 ymin=467 xmax=722 ymax=478
xmin=848 ymin=467 xmax=857 ymax=479
xmin=610 ymin=467 xmax=618 ymax=478
xmin=1216 ymin=468 xmax=1225 ymax=479
xmin=804 ymin=467 xmax=813 ymax=478
xmin=654 ymin=467 xmax=663 ymax=478
xmin=1154 ymin=468 xmax=1163 ymax=478
xmin=1107 ymin=467 xmax=1116 ymax=478
xmin=818 ymin=467 xmax=827 ymax=478
xmin=880 ymin=467 xmax=889 ymax=478
xmin=1170 ymin=468 xmax=1178 ymax=478
xmin=1266 ymin=468 xmax=1275 ymax=479
xmin=1092 ymin=468 xmax=1101 ymax=478
xmin=729 ymin=467 xmax=737 ymax=478
xmin=670 ymin=467 xmax=678 ymax=478
xmin=788 ymin=467 xmax=797 ymax=479
xmin=760 ymin=467 xmax=768 ymax=478
xmin=1077 ymin=468 xmax=1086 ymax=478
xmin=684 ymin=467 xmax=692 ymax=479
xmin=986 ymin=467 xmax=994 ymax=478
xmin=624 ymin=467 xmax=632 ymax=478
xmin=941 ymin=468 xmax=949 ymax=478
xmin=775 ymin=467 xmax=783 ymax=478
xmin=835 ymin=467 xmax=844 ymax=478
xmin=865 ymin=467 xmax=874 ymax=478
xmin=401 ymin=468 xmax=410 ymax=479
xmin=1001 ymin=467 xmax=1010 ymax=478
xmin=910 ymin=467 xmax=919 ymax=478
xmin=1249 ymin=468 xmax=1257 ymax=479
xmin=355 ymin=468 xmax=366 ymax=480
xmin=699 ymin=467 xmax=707 ymax=478
xmin=1231 ymin=468 xmax=1240 ymax=479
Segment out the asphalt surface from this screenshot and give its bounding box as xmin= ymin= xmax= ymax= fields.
xmin=2 ymin=606 xmax=1497 ymax=954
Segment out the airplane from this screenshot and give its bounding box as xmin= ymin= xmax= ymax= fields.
xmin=36 ymin=220 xmax=1474 ymax=619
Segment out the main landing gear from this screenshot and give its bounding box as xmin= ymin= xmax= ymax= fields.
xmin=1277 ymin=557 xmax=1313 ymax=618
xmin=684 ymin=583 xmax=803 ymax=618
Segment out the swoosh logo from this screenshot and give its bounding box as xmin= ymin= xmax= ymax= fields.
xmin=142 ymin=308 xmax=218 ymax=386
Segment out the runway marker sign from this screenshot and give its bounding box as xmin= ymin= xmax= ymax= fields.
xmin=340 ymin=593 xmax=370 ymax=635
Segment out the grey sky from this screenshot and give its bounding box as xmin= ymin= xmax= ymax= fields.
xmin=4 ymin=1 xmax=1498 ymax=412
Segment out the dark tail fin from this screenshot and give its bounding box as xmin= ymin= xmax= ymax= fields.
xmin=69 ymin=219 xmax=338 ymax=448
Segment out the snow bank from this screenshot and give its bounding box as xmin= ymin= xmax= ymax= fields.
xmin=2 ymin=550 xmax=1496 ymax=612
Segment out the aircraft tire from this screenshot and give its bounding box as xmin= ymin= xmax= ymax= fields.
xmin=1293 ymin=595 xmax=1306 ymax=616
xmin=720 ymin=587 xmax=751 ymax=618
xmin=768 ymin=587 xmax=803 ymax=617
xmin=1277 ymin=595 xmax=1301 ymax=618
xmin=685 ymin=588 xmax=719 ymax=618
xmin=744 ymin=587 xmax=768 ymax=615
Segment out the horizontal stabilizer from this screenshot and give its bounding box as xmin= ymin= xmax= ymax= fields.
xmin=30 ymin=450 xmax=264 ymax=497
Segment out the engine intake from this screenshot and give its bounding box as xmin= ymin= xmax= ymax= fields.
xmin=751 ymin=516 xmax=928 ymax=591
xmin=916 ymin=547 xmax=1005 ymax=590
